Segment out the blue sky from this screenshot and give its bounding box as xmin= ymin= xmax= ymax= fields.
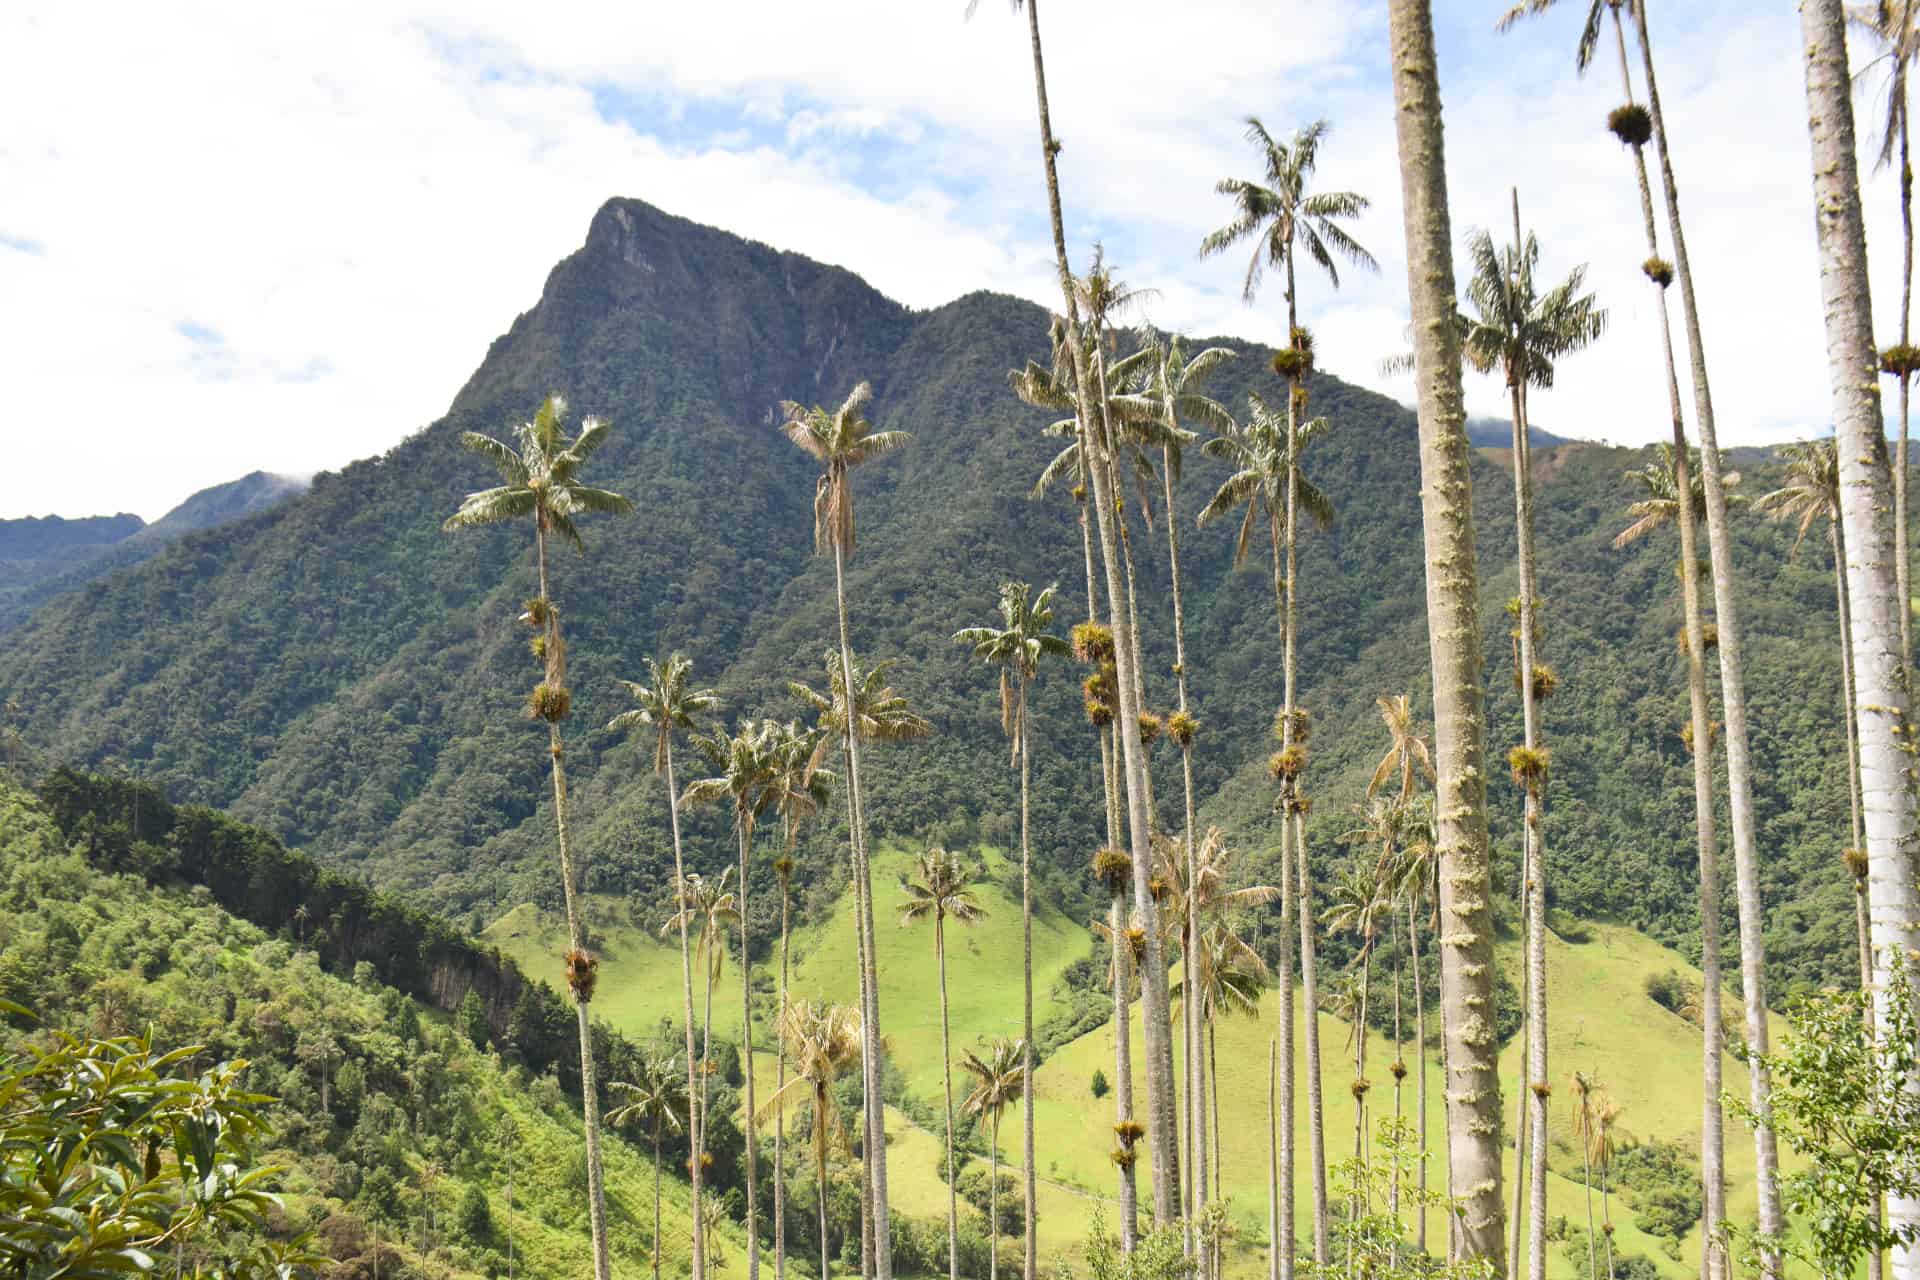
xmin=0 ymin=0 xmax=1906 ymax=519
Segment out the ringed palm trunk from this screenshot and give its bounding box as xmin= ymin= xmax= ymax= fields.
xmin=1507 ymin=872 xmax=1531 ymax=1280
xmin=1385 ymin=0 xmax=1507 ymax=1263
xmin=1163 ymin=446 xmax=1209 ymax=1272
xmin=1800 ymin=8 xmax=1920 ymax=1277
xmin=829 ymin=535 xmax=893 ymax=1280
xmin=777 ymin=872 xmax=793 ymax=1280
xmin=938 ymin=911 xmax=959 ymax=1280
xmin=990 ymin=1110 xmax=1003 ymax=1280
xmin=1409 ymin=898 xmax=1428 ymax=1255
xmin=1267 ymin=1038 xmax=1280 ymax=1280
xmin=817 ymin=1086 xmax=833 ymax=1280
xmin=532 ymin=530 xmax=613 ymax=1280
xmin=1632 ymin=8 xmax=1784 ymax=1266
xmin=1110 ymin=885 xmax=1141 ymax=1249
xmin=1018 ymin=692 xmax=1039 ymax=1280
xmin=1604 ymin=11 xmax=1728 ymax=1269
xmin=1579 ymin=1128 xmax=1596 ymax=1280
xmin=1022 ymin=2 xmax=1178 ymax=1226
xmin=1509 ymin=372 xmax=1551 ymax=1280
xmin=665 ymin=743 xmax=708 ymax=1280
xmin=1268 ymin=486 xmax=1302 ymax=1280
xmin=1276 ymin=739 xmax=1298 ymax=1280
xmin=1901 ymin=94 xmax=1916 ymax=674
xmin=735 ymin=818 xmax=764 ymax=1280
xmin=1280 ymin=254 xmax=1330 ymax=1268
xmin=654 ymin=1116 xmax=666 ymax=1280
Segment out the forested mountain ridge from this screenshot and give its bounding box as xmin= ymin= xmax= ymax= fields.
xmin=0 ymin=470 xmax=307 ymax=632
xmin=0 ymin=196 xmax=1863 ymax=998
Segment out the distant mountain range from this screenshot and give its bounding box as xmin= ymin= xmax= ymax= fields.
xmin=1464 ymin=416 xmax=1571 ymax=449
xmin=0 ymin=470 xmax=307 ymax=631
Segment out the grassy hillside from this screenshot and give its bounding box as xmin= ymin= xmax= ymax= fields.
xmin=493 ymin=838 xmax=1776 ymax=1279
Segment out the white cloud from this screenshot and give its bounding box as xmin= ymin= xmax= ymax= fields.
xmin=0 ymin=0 xmax=1909 ymax=519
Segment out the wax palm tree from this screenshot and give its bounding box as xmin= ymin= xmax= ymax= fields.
xmin=1322 ymin=848 xmax=1390 ymax=1204
xmin=779 ymin=381 xmax=911 ymax=1280
xmin=610 ymin=1054 xmax=689 ymax=1280
xmin=971 ymin=0 xmax=1176 ymax=1233
xmin=663 ymin=865 xmax=740 ymax=1235
xmin=955 ymin=580 xmax=1068 ymax=1269
xmin=1384 ymin=0 xmax=1508 ymax=1264
xmin=443 ymin=393 xmax=631 ymax=1280
xmin=611 ymin=654 xmax=720 ymax=1280
xmin=759 ymin=1001 xmax=864 ymax=1280
xmin=1802 ymin=6 xmax=1920 ymax=1275
xmin=1611 ymin=445 xmax=1744 ymax=550
xmin=1461 ymin=210 xmax=1606 ymax=1280
xmin=1852 ymin=0 xmax=1920 ymax=669
xmin=1090 ymin=843 xmax=1143 ymax=1247
xmin=1756 ymin=440 xmax=1867 ymax=910
xmin=1198 ymin=393 xmax=1335 ymax=1260
xmin=1134 ymin=335 xmax=1235 ymax=1248
xmin=1567 ymin=1073 xmax=1605 ymax=1280
xmin=960 ymin=1038 xmax=1028 ymax=1280
xmin=1367 ymin=695 xmax=1435 ymax=805
xmin=1588 ymin=1093 xmax=1627 ymax=1280
xmin=1173 ymin=916 xmax=1268 ymax=1241
xmin=684 ymin=720 xmax=780 ymax=1280
xmin=898 ymin=847 xmax=987 ymax=1280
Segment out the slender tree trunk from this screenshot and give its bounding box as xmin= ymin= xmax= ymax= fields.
xmin=830 ymin=538 xmax=892 ymax=1280
xmin=777 ymin=872 xmax=793 ymax=1280
xmin=1508 ymin=363 xmax=1550 ymax=1280
xmin=938 ymin=912 xmax=960 ymax=1280
xmin=670 ymin=772 xmax=712 ymax=1280
xmin=990 ymin=1112 xmax=1002 ymax=1280
xmin=818 ymin=1093 xmax=833 ymax=1280
xmin=1356 ymin=944 xmax=1373 ymax=1232
xmin=1111 ymin=885 xmax=1140 ymax=1250
xmin=1410 ymin=898 xmax=1428 ymax=1256
xmin=1390 ymin=931 xmax=1404 ymax=1234
xmin=1507 ymin=865 xmax=1530 ymax=1280
xmin=1268 ymin=1037 xmax=1280 ymax=1280
xmin=1209 ymin=1021 xmax=1223 ymax=1207
xmin=1633 ymin=11 xmax=1784 ymax=1268
xmin=1279 ymin=265 xmax=1329 ymax=1271
xmin=1900 ymin=102 xmax=1914 ymax=672
xmin=1601 ymin=1170 xmax=1615 ymax=1280
xmin=1578 ymin=1129 xmax=1597 ymax=1280
xmin=1021 ymin=3 xmax=1176 ymax=1224
xmin=838 ymin=733 xmax=875 ymax=1280
xmin=1835 ymin=520 xmax=1867 ymax=862
xmin=1799 ymin=9 xmax=1920 ymax=1277
xmin=1385 ymin=2 xmax=1506 ymax=1263
xmin=1018 ymin=696 xmax=1039 ymax=1280
xmin=1164 ymin=444 xmax=1209 ymax=1275
xmin=655 ymin=1121 xmax=666 ymax=1280
xmin=1277 ymin=748 xmax=1298 ymax=1280
xmin=1605 ymin=13 xmax=1727 ymax=1270
xmin=736 ymin=821 xmax=763 ymax=1280
xmin=531 ymin=529 xmax=612 ymax=1280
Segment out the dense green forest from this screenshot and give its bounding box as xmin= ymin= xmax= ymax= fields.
xmin=0 ymin=199 xmax=1864 ymax=999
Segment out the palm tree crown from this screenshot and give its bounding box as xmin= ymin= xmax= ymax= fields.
xmin=610 ymin=653 xmax=721 ymax=775
xmin=442 ymin=394 xmax=633 ymax=550
xmin=790 ymin=652 xmax=934 ymax=762
xmin=954 ymin=582 xmax=1072 ymax=759
xmin=609 ymin=1053 xmax=689 ymax=1137
xmin=1612 ymin=444 xmax=1746 ymax=550
xmin=1460 ymin=227 xmax=1608 ymax=392
xmin=1196 ymin=394 xmax=1334 ymax=564
xmin=661 ymin=870 xmax=740 ymax=981
xmin=1754 ymin=438 xmax=1842 ymax=554
xmin=778 ymin=382 xmax=913 ymax=557
xmin=1367 ymin=694 xmax=1435 ymax=804
xmin=899 ymin=847 xmax=987 ymax=930
xmin=1199 ymin=118 xmax=1378 ymax=302
xmin=959 ymin=1038 xmax=1028 ymax=1123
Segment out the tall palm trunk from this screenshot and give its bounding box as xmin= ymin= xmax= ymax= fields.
xmin=1385 ymin=0 xmax=1506 ymax=1263
xmin=654 ymin=1115 xmax=666 ymax=1280
xmin=989 ymin=1111 xmax=1003 ymax=1280
xmin=1631 ymin=10 xmax=1784 ymax=1266
xmin=1508 ymin=343 xmax=1550 ymax=1280
xmin=776 ymin=871 xmax=793 ymax=1280
xmin=1507 ymin=871 xmax=1531 ymax=1280
xmin=937 ymin=910 xmax=959 ymax=1280
xmin=1834 ymin=516 xmax=1868 ymax=866
xmin=1799 ymin=8 xmax=1920 ymax=1276
xmin=1022 ymin=4 xmax=1177 ymax=1226
xmin=1578 ymin=1127 xmax=1596 ymax=1280
xmin=830 ymin=537 xmax=893 ymax=1280
xmin=1280 ymin=255 xmax=1330 ymax=1269
xmin=532 ymin=530 xmax=612 ymax=1280
xmin=1017 ymin=689 xmax=1040 ymax=1280
xmin=1603 ymin=11 xmax=1728 ymax=1270
xmin=1408 ymin=898 xmax=1428 ymax=1254
xmin=734 ymin=819 xmax=763 ymax=1280
xmin=1267 ymin=1038 xmax=1280 ymax=1280
xmin=817 ymin=1084 xmax=834 ymax=1280
xmin=1163 ymin=444 xmax=1209 ymax=1274
xmin=1901 ymin=93 xmax=1915 ymax=672
xmin=664 ymin=743 xmax=707 ymax=1280
xmin=1276 ymin=735 xmax=1298 ymax=1280
xmin=1110 ymin=884 xmax=1140 ymax=1248
xmin=1601 ymin=1167 xmax=1616 ymax=1280
xmin=1352 ymin=940 xmax=1373 ymax=1240
xmin=1389 ymin=929 xmax=1404 ymax=1232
